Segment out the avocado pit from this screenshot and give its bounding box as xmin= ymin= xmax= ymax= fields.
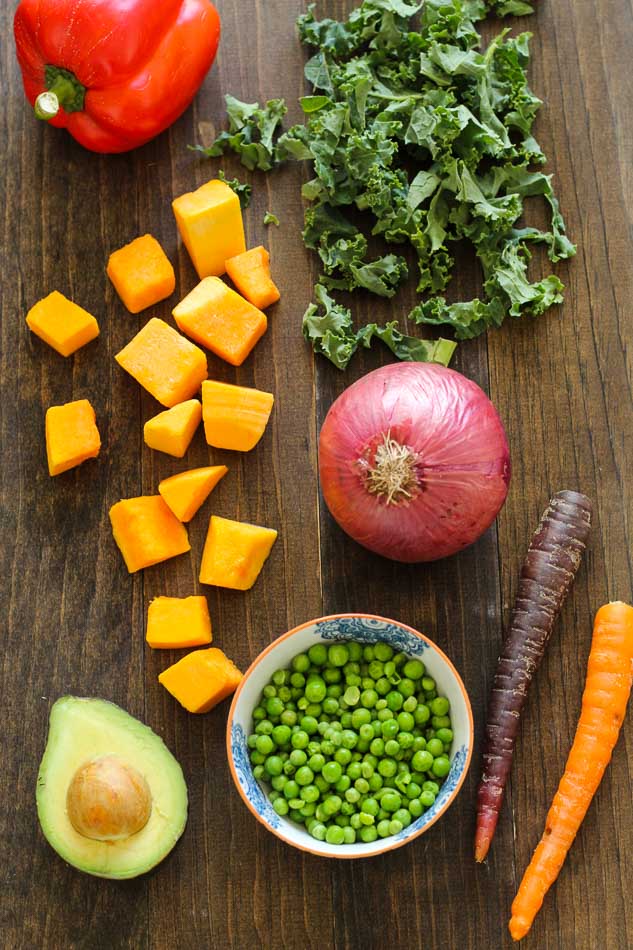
xmin=66 ymin=755 xmax=152 ymax=842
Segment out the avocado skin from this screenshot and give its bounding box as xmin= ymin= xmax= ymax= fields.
xmin=37 ymin=697 xmax=188 ymax=879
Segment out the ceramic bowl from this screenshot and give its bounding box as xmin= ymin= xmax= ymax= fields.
xmin=226 ymin=614 xmax=473 ymax=858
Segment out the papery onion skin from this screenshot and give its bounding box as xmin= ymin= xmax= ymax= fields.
xmin=319 ymin=363 xmax=511 ymax=563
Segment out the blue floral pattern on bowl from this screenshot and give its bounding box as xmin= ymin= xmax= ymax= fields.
xmin=315 ymin=617 xmax=430 ymax=655
xmin=231 ymin=722 xmax=282 ymax=830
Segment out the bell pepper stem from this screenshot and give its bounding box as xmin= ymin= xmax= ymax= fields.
xmin=35 ymin=91 xmax=60 ymax=121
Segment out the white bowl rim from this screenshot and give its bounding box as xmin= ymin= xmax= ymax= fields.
xmin=226 ymin=612 xmax=474 ymax=859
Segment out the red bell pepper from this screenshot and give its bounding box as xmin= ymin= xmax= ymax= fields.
xmin=14 ymin=0 xmax=221 ymax=154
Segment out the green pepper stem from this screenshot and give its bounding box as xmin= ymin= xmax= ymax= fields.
xmin=35 ymin=91 xmax=60 ymax=121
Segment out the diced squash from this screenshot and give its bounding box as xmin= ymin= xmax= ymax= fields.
xmin=173 ymin=277 xmax=267 ymax=367
xmin=146 ymin=596 xmax=212 ymax=649
xmin=225 ymin=246 xmax=281 ymax=311
xmin=144 ymin=399 xmax=202 ymax=458
xmin=27 ymin=291 xmax=99 ymax=357
xmin=199 ymin=515 xmax=277 ymax=591
xmin=115 ymin=318 xmax=207 ymax=407
xmin=109 ymin=495 xmax=190 ymax=573
xmin=107 ymin=234 xmax=175 ymax=314
xmin=201 ymin=380 xmax=274 ymax=452
xmin=158 ymin=466 xmax=228 ymax=522
xmin=45 ymin=399 xmax=101 ymax=476
xmin=172 ymin=179 xmax=246 ymax=279
xmin=158 ymin=647 xmax=242 ymax=713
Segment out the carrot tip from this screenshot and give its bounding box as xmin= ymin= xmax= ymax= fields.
xmin=509 ymin=917 xmax=528 ymax=941
xmin=474 ymin=830 xmax=491 ymax=863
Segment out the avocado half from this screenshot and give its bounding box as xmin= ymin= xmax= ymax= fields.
xmin=37 ymin=697 xmax=188 ymax=879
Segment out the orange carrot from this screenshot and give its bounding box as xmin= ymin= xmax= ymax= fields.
xmin=509 ymin=601 xmax=633 ymax=941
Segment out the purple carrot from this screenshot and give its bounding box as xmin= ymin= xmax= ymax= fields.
xmin=475 ymin=490 xmax=592 ymax=863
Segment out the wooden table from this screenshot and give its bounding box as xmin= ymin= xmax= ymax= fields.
xmin=2 ymin=1 xmax=632 ymax=947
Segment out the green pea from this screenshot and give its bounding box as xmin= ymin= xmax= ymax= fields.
xmin=273 ymin=797 xmax=289 ymax=816
xmin=436 ymin=728 xmax=453 ymax=745
xmin=300 ymin=802 xmax=316 ymax=817
xmin=361 ymin=761 xmax=374 ymax=779
xmin=306 ymin=741 xmax=321 ymax=756
xmin=397 ymin=711 xmax=415 ymax=732
xmin=328 ymin=643 xmax=349 ymax=667
xmin=250 ymin=751 xmax=265 ymax=765
xmin=412 ymin=736 xmax=427 ymax=752
xmin=393 ymin=808 xmax=412 ymax=828
xmin=354 ymin=777 xmax=370 ymax=795
xmin=334 ymin=747 xmax=352 ymax=766
xmin=347 ymin=642 xmax=362 ymax=662
xmin=323 ymin=667 xmax=342 ymax=684
xmin=295 ymin=766 xmax=314 ymax=786
xmin=370 ymin=737 xmax=385 ymax=756
xmin=386 ymin=691 xmax=403 ymax=712
xmin=384 ymin=739 xmax=400 ymax=757
xmin=377 ymin=758 xmax=397 ymax=778
xmin=252 ymin=705 xmax=266 ymax=721
xmin=255 ymin=720 xmax=273 ymax=735
xmin=297 ymin=697 xmax=309 ymax=711
xmin=350 ymin=813 xmax=362 ymax=830
xmin=374 ymin=643 xmax=393 ymax=662
xmin=368 ymin=773 xmax=383 ymax=792
xmin=431 ymin=716 xmax=451 ymax=730
xmin=304 ymin=677 xmax=326 ymax=704
xmin=322 ymin=697 xmax=339 ymax=715
xmin=326 ymin=684 xmax=343 ymax=699
xmin=377 ymin=708 xmax=394 ymax=723
xmin=394 ymin=772 xmax=411 ymax=794
xmin=292 ymin=653 xmax=310 ymax=673
xmin=341 ymin=712 xmax=353 ymax=729
xmin=323 ymin=795 xmax=342 ymax=816
xmin=361 ymin=689 xmax=378 ymax=709
xmin=298 ymin=716 xmax=317 ymax=735
xmin=411 ymin=750 xmax=433 ymax=772
xmin=280 ymin=709 xmax=297 ymax=727
xmin=362 ymin=645 xmax=375 ymax=662
xmin=381 ymin=719 xmax=399 ymax=740
xmin=284 ymin=780 xmax=300 ymax=801
xmin=300 ymin=783 xmax=320 ymax=803
xmin=398 ymin=731 xmax=414 ymax=750
xmin=359 ymin=811 xmax=375 ymax=826
xmin=263 ymin=685 xmax=277 ymax=699
xmin=393 ymin=652 xmax=407 ymax=667
xmin=381 ymin=790 xmax=402 ymax=813
xmin=420 ymin=789 xmax=436 ymax=808
xmin=314 ymin=775 xmax=330 ymax=795
xmin=360 ymin=825 xmax=378 ymax=843
xmin=335 ymin=774 xmax=351 ymax=793
xmin=388 ymin=819 xmax=403 ymax=835
xmin=403 ymin=659 xmax=425 ymax=680
xmin=368 ymin=660 xmax=384 ymax=681
xmin=405 ymin=782 xmax=421 ymax=800
xmin=432 ymin=755 xmax=451 ymax=778
xmin=422 ymin=780 xmax=439 ymax=794
xmin=289 ymin=749 xmax=307 ymax=768
xmin=403 ymin=696 xmax=418 ymax=713
xmin=414 ymin=704 xmax=430 ymax=725
xmin=345 ymin=787 xmax=361 ymax=804
xmin=427 ymin=738 xmax=444 ymax=758
xmin=320 ymin=740 xmax=335 ymax=756
xmin=421 ymin=676 xmax=436 ymax=693
xmin=358 ymin=723 xmax=373 ymax=742
xmin=343 ymin=686 xmax=360 ymax=706
xmin=264 ymin=755 xmax=283 ymax=776
xmin=310 ymin=822 xmax=327 ymax=841
xmin=351 ymin=707 xmax=371 ymax=729
xmin=343 ymin=826 xmax=356 ymax=844
xmin=291 ymin=731 xmax=310 ymax=751
xmin=375 ymin=677 xmax=391 ymax=696
xmin=253 ymin=765 xmax=265 ymax=780
xmin=430 ymin=696 xmax=449 ymax=716
xmin=347 ymin=762 xmax=362 ymax=781
xmin=397 ymin=679 xmax=415 ymax=699
xmin=271 ymin=724 xmax=292 ymax=746
xmin=254 ymin=734 xmax=273 ymax=756
xmin=325 ymin=825 xmax=344 ymax=845
xmin=322 ymin=761 xmax=342 ymax=784
xmin=409 ymin=798 xmax=423 ymax=818
xmin=377 ymin=819 xmax=391 ymax=838
xmin=375 ymin=699 xmax=387 ymax=711
xmin=308 ymin=753 xmax=325 ymax=773
xmin=308 ymin=644 xmax=328 ymax=666
xmin=277 ymin=687 xmax=292 ymax=703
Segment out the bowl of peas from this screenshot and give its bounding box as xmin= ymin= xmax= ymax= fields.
xmin=227 ymin=614 xmax=473 ymax=858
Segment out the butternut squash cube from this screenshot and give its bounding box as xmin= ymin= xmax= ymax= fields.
xmin=158 ymin=466 xmax=228 ymax=522
xmin=173 ymin=277 xmax=267 ymax=367
xmin=115 ymin=318 xmax=207 ymax=407
xmin=158 ymin=647 xmax=243 ymax=713
xmin=199 ymin=515 xmax=277 ymax=590
xmin=144 ymin=399 xmax=202 ymax=458
xmin=201 ymin=380 xmax=274 ymax=452
xmin=27 ymin=291 xmax=99 ymax=357
xmin=225 ymin=246 xmax=281 ymax=311
xmin=146 ymin=596 xmax=212 ymax=649
xmin=172 ymin=179 xmax=246 ymax=279
xmin=109 ymin=495 xmax=190 ymax=573
xmin=45 ymin=399 xmax=101 ymax=476
xmin=107 ymin=234 xmax=175 ymax=313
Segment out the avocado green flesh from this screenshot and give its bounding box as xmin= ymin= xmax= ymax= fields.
xmin=37 ymin=697 xmax=188 ymax=879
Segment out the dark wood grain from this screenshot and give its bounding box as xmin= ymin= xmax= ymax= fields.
xmin=1 ymin=0 xmax=631 ymax=948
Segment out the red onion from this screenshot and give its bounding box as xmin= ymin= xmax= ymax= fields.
xmin=318 ymin=363 xmax=511 ymax=562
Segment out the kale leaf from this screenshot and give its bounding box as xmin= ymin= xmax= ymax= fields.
xmin=194 ymin=0 xmax=573 ymax=368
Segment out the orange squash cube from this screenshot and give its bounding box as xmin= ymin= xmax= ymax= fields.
xmin=146 ymin=596 xmax=212 ymax=649
xmin=225 ymin=246 xmax=281 ymax=311
xmin=172 ymin=179 xmax=246 ymax=279
xmin=27 ymin=291 xmax=99 ymax=357
xmin=199 ymin=515 xmax=278 ymax=590
xmin=115 ymin=318 xmax=207 ymax=407
xmin=109 ymin=495 xmax=190 ymax=573
xmin=158 ymin=647 xmax=243 ymax=713
xmin=45 ymin=399 xmax=101 ymax=476
xmin=173 ymin=277 xmax=267 ymax=367
xmin=158 ymin=466 xmax=228 ymax=522
xmin=143 ymin=399 xmax=202 ymax=458
xmin=107 ymin=235 xmax=175 ymax=314
xmin=201 ymin=380 xmax=274 ymax=452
